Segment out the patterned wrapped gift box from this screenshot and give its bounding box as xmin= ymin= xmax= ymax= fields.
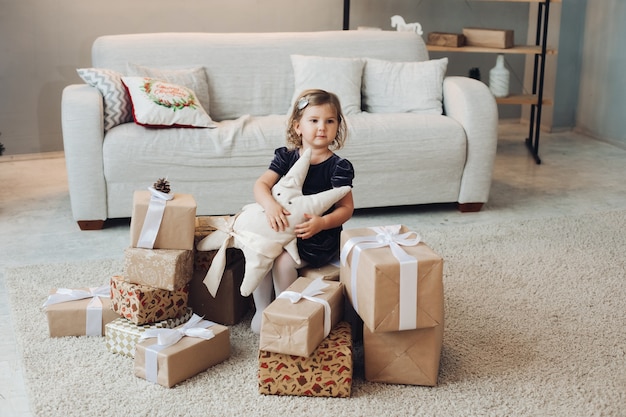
xmin=134 ymin=317 xmax=230 ymax=388
xmin=340 ymin=225 xmax=444 ymax=333
xmin=105 ymin=307 xmax=193 ymax=357
xmin=363 ymin=321 xmax=444 ymax=386
xmin=259 ymin=277 xmax=344 ymax=357
xmin=130 ymin=190 xmax=196 ymax=250
xmin=258 ymin=321 xmax=353 ymax=397
xmin=110 ymin=275 xmax=189 ymax=325
xmin=123 ymin=247 xmax=193 ymax=291
xmin=44 ymin=287 xmax=121 ymax=337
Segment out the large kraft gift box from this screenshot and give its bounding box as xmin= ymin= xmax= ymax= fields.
xmin=105 ymin=307 xmax=193 ymax=357
xmin=134 ymin=318 xmax=230 ymax=388
xmin=44 ymin=287 xmax=120 ymax=337
xmin=363 ymin=322 xmax=444 ymax=386
xmin=110 ymin=275 xmax=189 ymax=325
xmin=340 ymin=225 xmax=444 ymax=333
xmin=123 ymin=247 xmax=193 ymax=291
xmin=192 ymin=216 xmax=250 ymax=325
xmin=258 ymin=321 xmax=353 ymax=397
xmin=130 ymin=190 xmax=196 ymax=250
xmin=259 ymin=277 xmax=344 ymax=357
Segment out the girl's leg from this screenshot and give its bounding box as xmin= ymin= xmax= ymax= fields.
xmin=272 ymin=251 xmax=305 ymax=295
xmin=250 ymin=270 xmax=274 ymax=334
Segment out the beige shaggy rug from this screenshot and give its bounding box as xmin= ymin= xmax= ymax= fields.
xmin=6 ymin=210 xmax=626 ymax=417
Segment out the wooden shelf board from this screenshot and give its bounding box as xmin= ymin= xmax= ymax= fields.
xmin=495 ymin=94 xmax=553 ymax=105
xmin=427 ymin=44 xmax=557 ymax=55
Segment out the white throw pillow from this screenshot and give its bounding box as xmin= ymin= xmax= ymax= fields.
xmin=289 ymin=55 xmax=364 ymax=115
xmin=77 ymin=68 xmax=133 ymax=131
xmin=362 ymin=57 xmax=448 ymax=114
xmin=122 ymin=77 xmax=217 ymax=128
xmin=126 ymin=63 xmax=211 ymax=114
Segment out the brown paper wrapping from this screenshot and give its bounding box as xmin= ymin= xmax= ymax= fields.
xmin=130 ymin=191 xmax=196 ymax=250
xmin=45 ymin=292 xmax=120 ymax=337
xmin=123 ymin=247 xmax=193 ymax=291
xmin=258 ymin=321 xmax=353 ymax=397
xmin=134 ymin=323 xmax=230 ymax=388
xmin=363 ymin=322 xmax=444 ymax=386
xmin=110 ymin=275 xmax=189 ymax=325
xmin=298 ymin=262 xmax=340 ymax=281
xmin=259 ymin=277 xmax=344 ymax=357
xmin=340 ymin=226 xmax=444 ymax=332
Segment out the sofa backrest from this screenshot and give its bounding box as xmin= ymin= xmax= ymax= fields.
xmin=92 ymin=31 xmax=429 ymax=121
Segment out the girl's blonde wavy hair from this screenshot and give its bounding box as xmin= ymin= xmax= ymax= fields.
xmin=286 ymin=89 xmax=347 ymax=151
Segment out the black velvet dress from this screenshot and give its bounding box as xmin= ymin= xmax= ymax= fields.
xmin=268 ymin=147 xmax=355 ymax=267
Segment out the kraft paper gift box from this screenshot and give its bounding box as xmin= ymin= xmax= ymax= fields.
xmin=130 ymin=190 xmax=196 ymax=250
xmin=105 ymin=307 xmax=193 ymax=357
xmin=340 ymin=225 xmax=444 ymax=333
xmin=298 ymin=262 xmax=340 ymax=281
xmin=43 ymin=286 xmax=120 ymax=337
xmin=110 ymin=275 xmax=189 ymax=325
xmin=258 ymin=321 xmax=353 ymax=397
xmin=134 ymin=314 xmax=230 ymax=388
xmin=363 ymin=322 xmax=444 ymax=386
xmin=123 ymin=247 xmax=193 ymax=291
xmin=259 ymin=277 xmax=344 ymax=357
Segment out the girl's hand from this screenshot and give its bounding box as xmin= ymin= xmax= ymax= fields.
xmin=294 ymin=213 xmax=325 ymax=239
xmin=264 ymin=201 xmax=290 ymax=232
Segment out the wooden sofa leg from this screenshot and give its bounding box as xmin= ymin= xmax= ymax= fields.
xmin=77 ymin=220 xmax=105 ymax=230
xmin=457 ymin=203 xmax=484 ymax=213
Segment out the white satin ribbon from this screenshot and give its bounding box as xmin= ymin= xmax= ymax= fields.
xmin=137 ymin=186 xmax=174 ymax=249
xmin=42 ymin=285 xmax=110 ymax=336
xmin=139 ymin=314 xmax=216 ymax=384
xmin=340 ymin=225 xmax=421 ymax=330
xmin=277 ymin=277 xmax=332 ymax=338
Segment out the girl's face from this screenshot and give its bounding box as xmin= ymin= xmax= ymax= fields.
xmin=294 ymin=103 xmax=339 ymax=151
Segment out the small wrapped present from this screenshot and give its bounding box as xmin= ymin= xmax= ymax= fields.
xmin=189 ymin=252 xmax=249 ymax=325
xmin=340 ymin=225 xmax=444 ymax=333
xmin=363 ymin=322 xmax=444 ymax=386
xmin=134 ymin=314 xmax=230 ymax=388
xmin=105 ymin=307 xmax=192 ymax=357
xmin=259 ymin=277 xmax=343 ymax=357
xmin=123 ymin=247 xmax=193 ymax=291
xmin=298 ymin=261 xmax=340 ymax=281
xmin=43 ymin=286 xmax=120 ymax=337
xmin=130 ymin=189 xmax=196 ymax=250
xmin=110 ymin=275 xmax=189 ymax=325
xmin=258 ymin=321 xmax=353 ymax=397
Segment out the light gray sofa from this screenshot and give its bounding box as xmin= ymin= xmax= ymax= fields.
xmin=61 ymin=30 xmax=498 ymax=230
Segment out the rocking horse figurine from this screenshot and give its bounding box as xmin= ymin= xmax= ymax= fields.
xmin=390 ymin=15 xmax=423 ymax=36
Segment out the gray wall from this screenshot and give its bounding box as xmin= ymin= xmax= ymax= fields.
xmin=0 ymin=0 xmax=622 ymax=155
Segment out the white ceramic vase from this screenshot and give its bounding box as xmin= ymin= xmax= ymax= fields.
xmin=489 ymin=54 xmax=510 ymax=98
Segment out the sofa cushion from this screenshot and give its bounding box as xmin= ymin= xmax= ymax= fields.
xmin=289 ymin=55 xmax=364 ymax=115
xmin=76 ymin=68 xmax=133 ymax=131
xmin=362 ymin=58 xmax=448 ymax=114
xmin=126 ymin=63 xmax=211 ymax=113
xmin=122 ymin=77 xmax=217 ymax=128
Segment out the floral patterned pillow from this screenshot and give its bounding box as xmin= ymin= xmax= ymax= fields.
xmin=121 ymin=77 xmax=217 ymax=128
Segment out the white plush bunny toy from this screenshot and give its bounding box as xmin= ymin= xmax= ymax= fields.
xmin=197 ymin=148 xmax=351 ymax=297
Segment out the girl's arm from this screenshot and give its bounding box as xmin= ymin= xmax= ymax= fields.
xmin=295 ymin=190 xmax=354 ymax=239
xmin=254 ymin=169 xmax=291 ymax=231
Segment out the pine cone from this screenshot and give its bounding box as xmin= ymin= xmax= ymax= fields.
xmin=153 ymin=177 xmax=171 ymax=194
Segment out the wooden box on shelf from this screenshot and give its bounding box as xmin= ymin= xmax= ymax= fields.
xmin=462 ymin=28 xmax=514 ymax=49
xmin=427 ymin=32 xmax=465 ymax=48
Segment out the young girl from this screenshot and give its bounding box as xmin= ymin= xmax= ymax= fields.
xmin=250 ymin=89 xmax=355 ymax=333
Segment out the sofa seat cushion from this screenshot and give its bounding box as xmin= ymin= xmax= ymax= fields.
xmin=342 ymin=112 xmax=467 ymax=208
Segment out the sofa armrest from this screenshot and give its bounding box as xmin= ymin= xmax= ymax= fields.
xmin=442 ymin=76 xmax=498 ymax=205
xmin=61 ymin=84 xmax=108 ymax=225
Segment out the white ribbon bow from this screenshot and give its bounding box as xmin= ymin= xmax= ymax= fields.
xmin=139 ymin=314 xmax=216 ymax=384
xmin=277 ymin=277 xmax=332 ymax=338
xmin=42 ymin=285 xmax=110 ymax=336
xmin=340 ymin=225 xmax=421 ymax=330
xmin=137 ymin=186 xmax=174 ymax=249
